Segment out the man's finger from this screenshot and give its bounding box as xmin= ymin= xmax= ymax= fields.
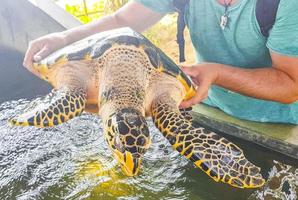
xmin=180 ymin=91 xmax=208 ymax=108
xmin=179 ymin=80 xmax=210 ymax=108
xmin=23 ymin=43 xmax=40 ymax=69
xmin=180 ymin=66 xmax=198 ymax=77
xmin=33 ymin=46 xmax=50 ymax=62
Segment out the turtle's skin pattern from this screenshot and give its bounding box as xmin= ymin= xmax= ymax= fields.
xmin=10 ymin=87 xmax=86 ymax=127
xmin=10 ymin=28 xmax=265 ymax=188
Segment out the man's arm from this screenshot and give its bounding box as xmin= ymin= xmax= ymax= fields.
xmin=180 ymin=0 xmax=298 ymax=108
xmin=61 ymin=1 xmax=164 ymax=46
xmin=180 ymin=51 xmax=298 ymax=108
xmin=23 ymin=1 xmax=163 ymax=73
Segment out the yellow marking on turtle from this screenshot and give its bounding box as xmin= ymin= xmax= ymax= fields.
xmin=176 ymin=74 xmax=197 ymax=100
xmin=111 ymin=42 xmax=120 ymax=48
xmin=40 ymin=64 xmax=49 ymax=74
xmin=84 ymin=53 xmax=93 ymax=60
xmin=172 ymin=140 xmax=183 ymax=149
xmin=113 ymin=150 xmax=139 ymax=176
xmin=194 ymin=160 xmax=204 ymax=168
xmin=47 ymin=121 xmax=54 ymax=127
xmin=22 ymin=121 xmax=29 ymax=126
xmin=139 ymin=44 xmax=146 ymax=50
xmin=33 ymin=115 xmax=37 ymax=126
xmin=156 ymin=65 xmax=165 ymax=73
xmin=125 ymin=152 xmax=134 ymax=173
xmin=14 ymin=121 xmax=21 ymax=126
xmin=185 ymin=150 xmax=193 ymax=159
xmin=55 ymin=54 xmax=68 ymax=65
xmin=9 ymin=120 xmax=27 ymax=127
xmin=180 ymin=145 xmax=193 ymax=158
xmin=57 ymin=115 xmax=62 ymax=124
xmin=194 ymin=160 xmax=221 ymax=183
xmin=32 ymin=63 xmax=49 ymax=80
xmin=156 ymin=65 xmax=164 ymax=73
xmin=186 ymin=86 xmax=197 ymax=100
xmin=206 ymin=168 xmax=221 ymax=182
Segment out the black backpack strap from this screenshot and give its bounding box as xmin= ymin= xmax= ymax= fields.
xmin=173 ymin=0 xmax=189 ymax=62
xmin=256 ymin=0 xmax=280 ymax=37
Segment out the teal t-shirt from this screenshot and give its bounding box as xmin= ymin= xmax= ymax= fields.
xmin=135 ymin=0 xmax=298 ymax=124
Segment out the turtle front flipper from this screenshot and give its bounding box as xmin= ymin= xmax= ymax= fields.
xmin=10 ymin=87 xmax=86 ymax=127
xmin=151 ymin=94 xmax=265 ymax=188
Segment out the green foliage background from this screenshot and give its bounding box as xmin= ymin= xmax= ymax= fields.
xmin=62 ymin=0 xmax=177 ymax=46
xmin=65 ymin=0 xmax=129 ymax=24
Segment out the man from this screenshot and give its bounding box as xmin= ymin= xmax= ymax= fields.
xmin=23 ymin=0 xmax=298 ymax=124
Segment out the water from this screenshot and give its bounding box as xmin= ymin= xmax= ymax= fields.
xmin=0 ymin=48 xmax=51 ymax=103
xmin=0 ymin=99 xmax=297 ymax=200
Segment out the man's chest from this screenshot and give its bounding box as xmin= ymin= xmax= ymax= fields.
xmin=185 ymin=0 xmax=271 ymax=67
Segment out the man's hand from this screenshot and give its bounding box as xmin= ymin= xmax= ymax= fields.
xmin=22 ymin=1 xmax=163 ymax=76
xmin=180 ymin=63 xmax=221 ymax=108
xmin=181 ymin=51 xmax=298 ymax=108
xmin=23 ymin=33 xmax=67 ymax=75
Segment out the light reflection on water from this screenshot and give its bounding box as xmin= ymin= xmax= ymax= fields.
xmin=249 ymin=161 xmax=298 ymax=200
xmin=0 ymin=99 xmax=297 ymax=200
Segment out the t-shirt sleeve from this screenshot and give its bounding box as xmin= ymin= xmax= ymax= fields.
xmin=266 ymin=0 xmax=298 ymax=57
xmin=132 ymin=0 xmax=175 ymax=14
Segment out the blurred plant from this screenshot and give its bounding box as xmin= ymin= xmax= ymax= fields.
xmin=62 ymin=0 xmax=177 ymax=46
xmin=65 ymin=0 xmax=128 ymax=23
xmin=143 ymin=15 xmax=177 ymax=46
xmin=104 ymin=0 xmax=129 ymax=12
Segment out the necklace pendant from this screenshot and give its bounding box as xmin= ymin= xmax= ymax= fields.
xmin=220 ymin=14 xmax=228 ymax=30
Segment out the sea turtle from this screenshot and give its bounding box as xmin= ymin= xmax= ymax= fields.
xmin=10 ymin=28 xmax=265 ymax=188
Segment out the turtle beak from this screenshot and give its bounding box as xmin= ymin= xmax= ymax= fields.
xmin=114 ymin=150 xmax=141 ymax=176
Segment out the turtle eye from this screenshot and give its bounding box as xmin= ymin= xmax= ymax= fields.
xmin=114 ymin=136 xmax=125 ymax=153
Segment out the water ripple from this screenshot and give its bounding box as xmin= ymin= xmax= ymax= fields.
xmin=0 ymin=99 xmax=190 ymax=200
xmin=1 ymin=99 xmax=297 ymax=200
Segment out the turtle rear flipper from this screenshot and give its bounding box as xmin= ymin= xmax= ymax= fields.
xmin=10 ymin=87 xmax=86 ymax=127
xmin=151 ymin=94 xmax=265 ymax=188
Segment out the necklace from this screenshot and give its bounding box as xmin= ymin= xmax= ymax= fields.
xmin=220 ymin=0 xmax=233 ymax=30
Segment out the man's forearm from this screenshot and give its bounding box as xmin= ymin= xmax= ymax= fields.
xmin=61 ymin=15 xmax=120 ymax=45
xmin=214 ymin=64 xmax=298 ymax=104
xmin=60 ymin=2 xmax=163 ymax=45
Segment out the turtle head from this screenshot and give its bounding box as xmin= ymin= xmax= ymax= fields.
xmin=106 ymin=108 xmax=151 ymax=176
